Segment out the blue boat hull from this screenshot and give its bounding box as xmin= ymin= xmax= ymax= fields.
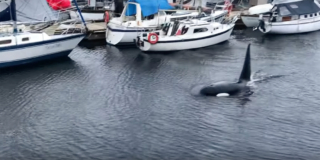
xmin=0 ymin=50 xmax=73 ymax=68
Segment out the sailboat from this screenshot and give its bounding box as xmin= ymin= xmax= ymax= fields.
xmin=0 ymin=0 xmax=85 ymax=68
xmin=135 ymin=16 xmax=238 ymax=52
xmin=106 ymin=0 xmax=231 ymax=46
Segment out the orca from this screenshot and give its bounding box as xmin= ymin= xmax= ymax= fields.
xmin=199 ymin=43 xmax=252 ymax=97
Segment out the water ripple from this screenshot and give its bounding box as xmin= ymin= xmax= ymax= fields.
xmin=1 ymin=30 xmax=320 ymax=159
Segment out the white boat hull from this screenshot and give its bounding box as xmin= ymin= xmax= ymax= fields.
xmin=241 ymin=15 xmax=260 ymax=27
xmin=137 ymin=25 xmax=235 ymax=52
xmin=0 ymin=34 xmax=84 ymax=68
xmin=106 ymin=23 xmax=154 ymax=45
xmin=259 ymin=17 xmax=320 ymax=34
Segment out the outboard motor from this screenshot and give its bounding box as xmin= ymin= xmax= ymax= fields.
xmin=253 ymin=14 xmax=266 ymax=32
xmin=258 ymin=20 xmax=266 ymax=32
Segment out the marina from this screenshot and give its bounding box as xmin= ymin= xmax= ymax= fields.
xmin=2 ymin=0 xmax=320 ymax=159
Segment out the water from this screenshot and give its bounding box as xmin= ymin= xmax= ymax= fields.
xmin=1 ymin=29 xmax=320 ymax=159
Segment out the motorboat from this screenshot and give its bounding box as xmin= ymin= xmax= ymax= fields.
xmin=135 ymin=16 xmax=238 ymax=52
xmin=240 ymin=4 xmax=273 ymax=27
xmin=241 ymin=0 xmax=320 ymax=28
xmin=255 ymin=0 xmax=320 ymax=34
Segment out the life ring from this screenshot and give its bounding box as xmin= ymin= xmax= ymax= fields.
xmin=148 ymin=33 xmax=159 ymax=44
xmin=104 ymin=11 xmax=110 ymax=23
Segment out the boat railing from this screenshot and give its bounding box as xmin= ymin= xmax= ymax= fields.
xmin=221 ymin=14 xmax=239 ymax=24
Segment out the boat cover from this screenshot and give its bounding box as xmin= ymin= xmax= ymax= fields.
xmin=0 ymin=0 xmax=59 ymax=22
xmin=125 ymin=0 xmax=174 ymax=17
xmin=274 ymin=0 xmax=320 ymax=16
xmin=248 ymin=4 xmax=273 ymax=15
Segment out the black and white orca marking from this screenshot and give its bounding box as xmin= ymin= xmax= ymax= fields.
xmin=199 ymin=43 xmax=252 ymax=97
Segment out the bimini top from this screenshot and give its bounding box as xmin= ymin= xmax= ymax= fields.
xmin=125 ymin=0 xmax=174 ymax=17
xmin=274 ymin=0 xmax=320 ymax=16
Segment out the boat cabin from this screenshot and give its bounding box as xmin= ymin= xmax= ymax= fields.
xmin=119 ymin=0 xmax=174 ymax=26
xmin=0 ymin=32 xmax=50 ymax=47
xmin=146 ymin=19 xmax=222 ymax=37
xmin=267 ymin=0 xmax=320 ymax=22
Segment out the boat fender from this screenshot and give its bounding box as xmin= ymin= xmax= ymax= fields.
xmin=148 ymin=33 xmax=159 ymax=44
xmin=104 ymin=11 xmax=110 ymax=24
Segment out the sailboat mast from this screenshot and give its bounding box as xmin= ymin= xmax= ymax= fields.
xmin=73 ymin=0 xmax=88 ymax=32
xmin=11 ymin=0 xmax=18 ymax=33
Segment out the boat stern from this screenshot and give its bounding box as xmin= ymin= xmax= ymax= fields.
xmin=257 ymin=21 xmax=272 ymax=34
xmin=106 ymin=25 xmax=125 ymax=45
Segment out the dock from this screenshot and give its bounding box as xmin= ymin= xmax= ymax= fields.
xmin=33 ymin=22 xmax=107 ymax=41
xmin=229 ymin=10 xmax=249 ymax=29
xmin=54 ymin=22 xmax=106 ymax=41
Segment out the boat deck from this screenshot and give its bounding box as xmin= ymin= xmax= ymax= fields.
xmin=43 ymin=22 xmax=106 ymax=41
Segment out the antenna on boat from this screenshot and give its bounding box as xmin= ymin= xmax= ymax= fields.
xmin=73 ymin=0 xmax=89 ymax=33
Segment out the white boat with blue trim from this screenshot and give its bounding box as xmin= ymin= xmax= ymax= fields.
xmin=255 ymin=0 xmax=320 ymax=34
xmin=106 ymin=0 xmax=230 ymax=46
xmin=0 ymin=0 xmax=85 ymax=68
xmin=135 ymin=16 xmax=238 ymax=52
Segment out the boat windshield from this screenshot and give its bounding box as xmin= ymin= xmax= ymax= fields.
xmin=272 ymin=0 xmax=303 ymax=4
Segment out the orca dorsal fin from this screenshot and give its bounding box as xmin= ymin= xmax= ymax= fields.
xmin=238 ymin=44 xmax=251 ymax=83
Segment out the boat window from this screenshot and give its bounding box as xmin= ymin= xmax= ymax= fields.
xmin=0 ymin=40 xmax=12 ymax=45
xmin=279 ymin=6 xmax=291 ymax=16
xmin=22 ymin=37 xmax=29 ymax=41
xmin=290 ymin=4 xmax=298 ymax=9
xmin=310 ymin=14 xmax=313 ymax=17
xmin=315 ymin=13 xmax=317 ymax=16
xmin=282 ymin=16 xmax=292 ymax=21
xmin=304 ymin=15 xmax=307 ymax=18
xmin=194 ymin=28 xmax=208 ymax=33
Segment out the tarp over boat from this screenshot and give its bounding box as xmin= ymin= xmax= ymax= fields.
xmin=0 ymin=1 xmax=13 ymax=22
xmin=16 ymin=0 xmax=60 ymax=22
xmin=47 ymin=0 xmax=71 ymax=10
xmin=125 ymin=0 xmax=174 ymax=17
xmin=0 ymin=0 xmax=60 ymax=22
xmin=274 ymin=0 xmax=320 ymax=16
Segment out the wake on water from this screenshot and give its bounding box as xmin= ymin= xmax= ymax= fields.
xmin=249 ymin=70 xmax=286 ymax=85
